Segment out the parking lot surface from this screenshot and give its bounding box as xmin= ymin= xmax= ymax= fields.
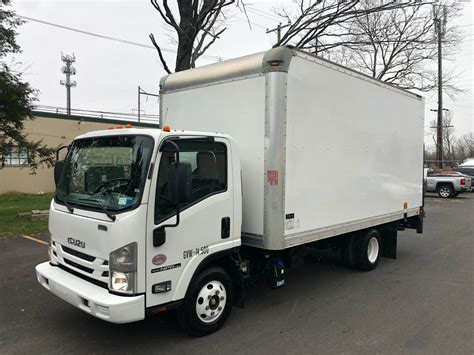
xmin=1 ymin=194 xmax=473 ymax=354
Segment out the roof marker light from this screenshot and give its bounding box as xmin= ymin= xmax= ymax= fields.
xmin=125 ymin=124 xmax=132 ymax=128
xmin=163 ymin=124 xmax=171 ymax=132
xmin=117 ymin=124 xmax=123 ymax=129
xmin=108 ymin=126 xmax=114 ymax=130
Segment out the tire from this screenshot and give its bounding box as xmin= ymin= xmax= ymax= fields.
xmin=353 ymin=229 xmax=381 ymax=271
xmin=437 ymin=184 xmax=454 ymax=198
xmin=177 ymin=266 xmax=233 ymax=336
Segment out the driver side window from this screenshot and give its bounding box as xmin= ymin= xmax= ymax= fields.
xmin=155 ymin=139 xmax=227 ymax=224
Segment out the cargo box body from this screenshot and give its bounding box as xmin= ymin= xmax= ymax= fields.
xmin=160 ymin=47 xmax=424 ymax=251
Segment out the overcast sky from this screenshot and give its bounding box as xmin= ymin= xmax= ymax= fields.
xmin=11 ymin=0 xmax=474 ymax=146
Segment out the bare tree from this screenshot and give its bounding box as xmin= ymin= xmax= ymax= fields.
xmin=331 ymin=1 xmax=462 ymax=92
xmin=149 ymin=0 xmax=245 ymax=73
xmin=273 ymin=0 xmax=414 ymax=50
xmin=430 ymin=112 xmax=456 ymax=163
xmin=455 ymin=133 xmax=474 ymax=162
xmin=273 ymin=1 xmax=463 ymax=93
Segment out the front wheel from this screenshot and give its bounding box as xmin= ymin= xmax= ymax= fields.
xmin=177 ymin=266 xmax=233 ymax=336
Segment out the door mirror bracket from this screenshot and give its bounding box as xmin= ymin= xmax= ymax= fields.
xmin=154 ymin=139 xmax=192 ymax=247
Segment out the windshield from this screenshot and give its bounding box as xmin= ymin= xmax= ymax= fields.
xmin=56 ymin=134 xmax=154 ymax=212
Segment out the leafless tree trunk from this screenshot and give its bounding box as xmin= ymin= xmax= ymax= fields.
xmin=149 ymin=0 xmax=245 ymax=73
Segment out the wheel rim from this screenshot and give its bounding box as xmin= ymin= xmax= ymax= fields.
xmin=367 ymin=237 xmax=379 ymax=263
xmin=439 ymin=187 xmax=450 ymax=197
xmin=196 ymin=280 xmax=227 ymax=324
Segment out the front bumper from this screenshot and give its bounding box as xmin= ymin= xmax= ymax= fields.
xmin=36 ymin=262 xmax=145 ymax=324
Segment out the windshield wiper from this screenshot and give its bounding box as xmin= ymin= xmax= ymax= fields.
xmin=79 ymin=198 xmax=116 ymax=222
xmin=57 ymin=194 xmax=74 ymax=213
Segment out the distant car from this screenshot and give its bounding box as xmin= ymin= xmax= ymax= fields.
xmin=425 ymin=172 xmax=472 ymax=198
xmin=455 ymin=166 xmax=474 ymax=192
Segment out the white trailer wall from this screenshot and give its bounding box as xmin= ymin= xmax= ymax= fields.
xmin=162 ymin=75 xmax=266 ymax=237
xmin=283 ymin=53 xmax=424 ymax=243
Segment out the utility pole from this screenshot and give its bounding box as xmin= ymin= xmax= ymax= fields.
xmin=434 ymin=5 xmax=447 ymax=169
xmin=60 ymin=53 xmax=77 ymax=115
xmin=266 ymin=22 xmax=290 ymax=44
xmin=137 ymin=86 xmax=159 ymax=123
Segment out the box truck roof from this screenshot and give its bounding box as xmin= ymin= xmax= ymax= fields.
xmin=160 ymin=46 xmax=422 ymax=101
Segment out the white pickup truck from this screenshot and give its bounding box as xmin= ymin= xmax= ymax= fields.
xmin=425 ymin=172 xmax=472 ymax=198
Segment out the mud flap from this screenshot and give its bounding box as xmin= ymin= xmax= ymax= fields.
xmin=381 ymin=223 xmax=398 ymax=259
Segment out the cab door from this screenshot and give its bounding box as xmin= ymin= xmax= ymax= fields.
xmin=146 ymin=136 xmax=235 ymax=307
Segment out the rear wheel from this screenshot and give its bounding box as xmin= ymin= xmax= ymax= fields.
xmin=437 ymin=184 xmax=454 ymax=198
xmin=352 ymin=229 xmax=381 ymax=271
xmin=177 ymin=266 xmax=233 ymax=336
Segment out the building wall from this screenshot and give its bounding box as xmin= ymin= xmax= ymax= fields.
xmin=0 ymin=113 xmax=156 ymax=194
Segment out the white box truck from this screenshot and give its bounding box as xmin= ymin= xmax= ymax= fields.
xmin=36 ymin=46 xmax=425 ymax=336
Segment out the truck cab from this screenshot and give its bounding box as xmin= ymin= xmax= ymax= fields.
xmin=36 ymin=127 xmax=242 ymax=334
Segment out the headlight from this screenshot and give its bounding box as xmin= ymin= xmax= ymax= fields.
xmin=110 ymin=271 xmax=136 ymax=293
xmin=109 ymin=242 xmax=137 ymax=294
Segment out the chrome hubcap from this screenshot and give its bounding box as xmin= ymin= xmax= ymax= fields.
xmin=196 ymin=281 xmax=227 ymax=323
xmin=439 ymin=187 xmax=450 ymax=197
xmin=367 ymin=237 xmax=379 ymax=263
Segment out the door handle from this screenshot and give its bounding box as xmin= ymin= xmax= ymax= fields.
xmin=221 ymin=217 xmax=230 ymax=239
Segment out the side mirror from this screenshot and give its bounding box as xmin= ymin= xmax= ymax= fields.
xmin=169 ymin=161 xmax=192 ymax=204
xmin=54 ymin=160 xmax=65 ymax=186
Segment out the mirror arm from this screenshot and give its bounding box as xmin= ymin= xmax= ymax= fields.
xmin=56 ymin=145 xmax=69 ymax=160
xmin=160 ymin=140 xmax=181 ymax=229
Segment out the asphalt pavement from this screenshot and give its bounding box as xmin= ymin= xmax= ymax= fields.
xmin=1 ymin=193 xmax=473 ymax=354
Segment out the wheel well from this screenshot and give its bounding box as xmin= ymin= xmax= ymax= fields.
xmin=436 ymin=182 xmax=454 ymax=190
xmin=188 ymin=249 xmax=245 ymax=308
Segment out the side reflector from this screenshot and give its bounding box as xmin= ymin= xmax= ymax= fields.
xmin=403 ymin=202 xmax=408 ymax=209
xmin=152 ymin=281 xmax=172 ymax=293
xmin=162 ymin=124 xmax=171 ymax=132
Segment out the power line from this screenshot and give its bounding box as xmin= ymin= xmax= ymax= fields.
xmin=18 ymin=15 xmax=226 ymax=62
xmin=247 ymin=8 xmax=281 ymax=23
xmin=233 ymin=15 xmax=267 ymax=29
